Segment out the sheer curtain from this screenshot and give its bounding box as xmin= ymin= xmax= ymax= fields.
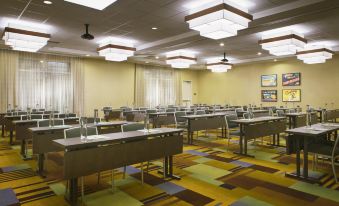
xmin=0 ymin=50 xmax=18 ymax=112
xmin=135 ymin=64 xmax=182 ymax=108
xmin=0 ymin=49 xmax=84 ymax=114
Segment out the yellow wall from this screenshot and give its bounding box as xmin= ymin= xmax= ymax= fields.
xmin=197 ymin=56 xmax=339 ymax=109
xmin=83 ymin=59 xmax=200 ymax=115
xmin=83 ymin=58 xmax=135 ymax=115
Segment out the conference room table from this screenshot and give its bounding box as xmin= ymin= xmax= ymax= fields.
xmin=148 ymin=112 xmax=176 ymax=128
xmin=53 ymin=128 xmax=183 ymax=205
xmin=206 ymin=108 xmax=235 ymax=114
xmin=183 ymin=113 xmax=227 ymax=144
xmin=285 ymin=123 xmax=339 ymax=182
xmin=236 ymin=110 xmax=269 ymax=118
xmin=28 ymin=121 xmax=128 ymax=176
xmin=285 ymin=113 xmax=307 ymax=129
xmin=0 ymin=113 xmax=6 ymax=137
xmin=232 ymin=116 xmax=286 ymax=157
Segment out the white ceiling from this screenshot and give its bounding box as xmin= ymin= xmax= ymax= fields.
xmin=0 ymin=0 xmax=339 ymax=68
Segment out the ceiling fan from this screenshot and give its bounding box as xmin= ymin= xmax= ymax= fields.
xmin=81 ymin=24 xmax=94 ymax=40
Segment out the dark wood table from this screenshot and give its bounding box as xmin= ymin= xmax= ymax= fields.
xmin=232 ymin=117 xmax=286 ymax=156
xmin=29 ymin=121 xmax=128 ymax=176
xmin=236 ymin=110 xmax=269 ymax=118
xmin=285 ymin=123 xmax=339 ymax=182
xmin=53 ymin=128 xmax=183 ymax=206
xmin=0 ymin=113 xmax=6 ymax=137
xmin=183 ymin=113 xmax=227 ymax=144
xmin=149 ymin=112 xmax=176 ymax=128
xmin=285 ymin=113 xmax=307 ymax=129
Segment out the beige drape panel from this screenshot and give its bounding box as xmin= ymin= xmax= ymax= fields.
xmin=135 ymin=64 xmax=182 ymax=107
xmin=71 ymin=58 xmax=85 ymax=115
xmin=0 ymin=49 xmax=84 ymax=114
xmin=0 ymin=50 xmax=18 ymax=112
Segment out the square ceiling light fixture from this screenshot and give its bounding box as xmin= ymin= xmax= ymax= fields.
xmin=259 ymin=31 xmax=307 ymax=56
xmin=166 ymin=50 xmax=197 ymax=69
xmin=97 ymin=37 xmax=136 ymax=62
xmin=64 ymin=0 xmax=117 ymax=10
xmin=297 ymin=46 xmax=334 ymax=64
xmin=185 ymin=0 xmax=253 ymax=40
xmin=206 ymin=57 xmax=232 ymax=73
xmin=2 ymin=22 xmax=51 ymax=52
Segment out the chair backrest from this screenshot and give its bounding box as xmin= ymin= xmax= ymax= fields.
xmin=38 ymin=119 xmax=64 ymax=127
xmin=31 ymin=114 xmax=43 ymax=120
xmin=174 ymin=111 xmax=187 ymax=123
xmin=243 ymin=113 xmax=250 ymax=119
xmin=196 ymin=110 xmax=206 ymax=115
xmin=166 ymin=108 xmax=176 ymax=112
xmin=146 ymin=109 xmax=157 ymax=114
xmin=276 ymin=110 xmax=285 ymax=117
xmin=64 ymin=127 xmax=98 ymax=139
xmin=121 ymin=123 xmax=144 ymax=132
xmin=68 ymin=113 xmax=77 ymax=117
xmin=254 ymin=111 xmax=270 ymax=117
xmin=225 ymin=114 xmax=238 ymax=129
xmin=83 ymin=117 xmax=101 ymax=124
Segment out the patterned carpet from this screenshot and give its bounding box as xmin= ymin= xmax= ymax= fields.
xmin=1 ymin=130 xmax=339 ymax=206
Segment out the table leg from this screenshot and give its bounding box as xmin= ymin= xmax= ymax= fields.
xmin=9 ymin=130 xmax=13 ymax=145
xmin=296 ymin=137 xmax=301 ymax=176
xmin=239 ymin=125 xmax=243 ymax=154
xmin=20 ymin=139 xmax=26 ymax=158
xmin=303 ymin=137 xmax=309 ymax=178
xmin=68 ymin=178 xmax=78 ymax=206
xmin=1 ymin=124 xmax=4 ymax=137
xmin=37 ymin=154 xmax=45 ymax=176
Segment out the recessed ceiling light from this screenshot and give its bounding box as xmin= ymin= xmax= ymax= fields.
xmin=257 ymin=52 xmax=262 ymax=55
xmin=152 ymin=27 xmax=158 ymax=30
xmin=64 ymin=0 xmax=117 ymax=10
xmin=44 ymin=1 xmax=53 ymax=4
xmin=219 ymin=43 xmax=225 ymax=47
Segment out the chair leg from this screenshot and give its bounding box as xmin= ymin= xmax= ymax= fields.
xmin=141 ymin=162 xmax=144 ymax=185
xmin=97 ymin=172 xmax=101 ymax=184
xmin=123 ymin=166 xmax=126 ymax=179
xmin=81 ymin=177 xmax=84 ymax=201
xmin=111 ymin=170 xmax=115 ymax=192
xmin=332 ymin=158 xmax=338 ymax=183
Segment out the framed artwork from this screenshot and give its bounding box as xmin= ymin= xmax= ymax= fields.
xmin=282 ymin=73 xmax=301 ymax=86
xmin=261 ymin=90 xmax=278 ymax=102
xmin=261 ymin=74 xmax=277 ymax=87
xmin=282 ymin=89 xmax=301 ymax=102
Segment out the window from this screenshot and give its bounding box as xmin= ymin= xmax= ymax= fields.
xmin=16 ymin=57 xmax=73 ymax=112
xmin=143 ymin=69 xmax=176 ymax=108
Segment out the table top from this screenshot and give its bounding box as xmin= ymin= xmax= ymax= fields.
xmin=232 ymin=116 xmax=286 ymax=124
xmin=53 ymin=128 xmax=184 ymax=150
xmin=28 ymin=121 xmax=128 ymax=132
xmin=285 ymin=113 xmax=307 ymax=117
xmin=286 ymin=123 xmax=339 ymax=137
xmin=182 ymin=113 xmax=226 ymax=119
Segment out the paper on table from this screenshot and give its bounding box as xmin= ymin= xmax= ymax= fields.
xmin=86 ymin=135 xmax=108 ymax=140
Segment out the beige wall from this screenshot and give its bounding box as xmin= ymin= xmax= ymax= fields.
xmin=83 ymin=58 xmax=135 ymax=116
xmin=197 ymin=56 xmax=339 ymax=109
xmin=83 ymin=59 xmax=200 ymax=116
